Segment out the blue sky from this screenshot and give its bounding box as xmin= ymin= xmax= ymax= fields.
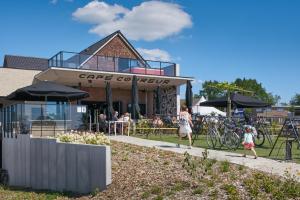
xmin=0 ymin=0 xmax=300 ymax=103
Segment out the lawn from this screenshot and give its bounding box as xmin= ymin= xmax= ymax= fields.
xmin=0 ymin=141 xmax=300 ymax=199
xmin=134 ymin=133 xmax=300 ymax=163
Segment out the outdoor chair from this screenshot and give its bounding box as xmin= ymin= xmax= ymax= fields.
xmin=99 ymin=119 xmax=109 ymax=133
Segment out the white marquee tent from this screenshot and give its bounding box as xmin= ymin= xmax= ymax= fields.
xmin=192 ymin=96 xmax=226 ymax=116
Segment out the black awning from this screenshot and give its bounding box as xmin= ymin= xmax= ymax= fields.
xmin=7 ymin=81 xmax=89 ymax=101
xmin=200 ymin=93 xmax=270 ymax=108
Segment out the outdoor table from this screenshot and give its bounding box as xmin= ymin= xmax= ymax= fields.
xmin=108 ymin=121 xmax=130 ymax=136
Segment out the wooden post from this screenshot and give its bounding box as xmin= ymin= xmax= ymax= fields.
xmin=227 ymin=91 xmax=231 ymax=118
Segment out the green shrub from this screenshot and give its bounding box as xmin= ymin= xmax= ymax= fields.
xmin=56 ymin=132 xmax=110 ymax=145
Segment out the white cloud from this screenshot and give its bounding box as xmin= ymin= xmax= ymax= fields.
xmin=137 ymin=48 xmax=171 ymax=61
xmin=72 ymin=0 xmax=192 ymax=41
xmin=72 ymin=1 xmax=128 ymax=24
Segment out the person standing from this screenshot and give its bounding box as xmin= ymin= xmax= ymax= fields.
xmin=178 ymin=105 xmax=193 ymax=149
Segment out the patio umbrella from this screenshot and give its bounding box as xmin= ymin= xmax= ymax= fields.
xmin=155 ymin=86 xmax=162 ymax=115
xmin=131 ymin=75 xmax=140 ymax=119
xmin=200 ymin=93 xmax=270 ymax=108
xmin=6 ymin=81 xmax=89 ymax=101
xmin=185 ymin=80 xmax=193 ymax=113
xmin=105 ymin=82 xmax=114 ymax=121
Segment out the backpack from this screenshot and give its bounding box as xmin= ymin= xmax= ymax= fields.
xmin=179 ymin=114 xmax=189 ymax=126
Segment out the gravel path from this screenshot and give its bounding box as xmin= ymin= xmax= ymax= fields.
xmin=109 ymin=136 xmax=300 ymax=181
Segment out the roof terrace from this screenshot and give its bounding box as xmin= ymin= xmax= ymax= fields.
xmin=48 ymin=51 xmax=177 ymax=77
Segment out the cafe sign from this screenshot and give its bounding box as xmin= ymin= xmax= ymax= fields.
xmin=78 ymin=73 xmax=170 ymax=85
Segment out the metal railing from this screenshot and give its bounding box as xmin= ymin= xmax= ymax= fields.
xmin=48 ymin=51 xmax=176 ymax=77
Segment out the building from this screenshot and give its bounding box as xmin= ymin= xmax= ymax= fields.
xmin=0 ymin=31 xmax=193 ymax=135
xmin=256 ymin=105 xmax=300 ymax=123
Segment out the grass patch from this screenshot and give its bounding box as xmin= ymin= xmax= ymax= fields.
xmin=202 ymin=178 xmax=214 ymax=187
xmin=0 ymin=186 xmax=78 ymax=199
xmin=141 ymin=191 xmax=151 ymax=199
xmin=192 ymin=187 xmax=203 ymax=195
xmin=244 ymin=171 xmax=300 ymax=199
xmin=154 ymin=195 xmax=163 ymax=200
xmin=209 ymin=189 xmax=218 ymax=199
xmin=222 ymin=184 xmax=239 ymax=199
xmin=172 ymin=181 xmax=190 ymax=192
xmin=150 ymin=185 xmax=162 ymax=195
xmin=220 ymin=160 xmax=230 ymax=173
xmin=134 ymin=134 xmax=300 ymax=163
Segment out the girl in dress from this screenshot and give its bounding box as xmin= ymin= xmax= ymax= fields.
xmin=178 ymin=105 xmax=193 ymax=149
xmin=242 ymin=125 xmax=258 ymax=159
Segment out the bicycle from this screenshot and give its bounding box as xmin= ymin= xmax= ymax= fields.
xmin=205 ymin=116 xmax=243 ymax=150
xmin=251 ymin=117 xmax=274 ymax=147
xmin=191 ymin=115 xmax=205 ymax=145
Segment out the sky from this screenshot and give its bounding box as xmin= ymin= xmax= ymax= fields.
xmin=0 ymin=0 xmax=300 ymax=103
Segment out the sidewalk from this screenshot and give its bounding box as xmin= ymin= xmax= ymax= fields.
xmin=109 ymin=136 xmax=300 ymax=181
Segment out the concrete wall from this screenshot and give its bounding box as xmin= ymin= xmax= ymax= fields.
xmin=2 ymin=134 xmax=111 ymax=194
xmin=0 ymin=68 xmax=40 ymax=97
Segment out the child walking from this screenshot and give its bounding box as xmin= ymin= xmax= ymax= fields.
xmin=242 ymin=125 xmax=258 ymax=159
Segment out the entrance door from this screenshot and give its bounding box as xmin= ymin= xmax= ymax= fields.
xmin=113 ymin=101 xmax=122 ymax=115
xmin=81 ymin=101 xmax=106 ymax=130
xmin=82 ymin=101 xmax=124 ymax=127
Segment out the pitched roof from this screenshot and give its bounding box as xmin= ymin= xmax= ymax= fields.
xmin=80 ymin=31 xmax=119 ymax=55
xmin=3 ymin=55 xmax=48 ymax=70
xmin=80 ymin=30 xmax=145 ymax=61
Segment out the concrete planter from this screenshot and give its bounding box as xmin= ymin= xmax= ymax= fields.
xmin=2 ymin=134 xmax=111 ymax=194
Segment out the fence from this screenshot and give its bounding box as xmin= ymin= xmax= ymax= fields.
xmin=2 ymin=134 xmax=111 ymax=193
xmin=49 ymin=51 xmax=177 ymax=77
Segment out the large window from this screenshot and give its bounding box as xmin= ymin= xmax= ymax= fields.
xmin=1 ymin=102 xmax=86 ymax=138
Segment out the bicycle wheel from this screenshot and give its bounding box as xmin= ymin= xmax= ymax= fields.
xmin=254 ymin=129 xmax=265 ymax=147
xmin=231 ymin=131 xmax=241 ymax=150
xmin=223 ymin=130 xmax=240 ymax=150
xmin=206 ymin=128 xmax=218 ymax=149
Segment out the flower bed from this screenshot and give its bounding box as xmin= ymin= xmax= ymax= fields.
xmin=55 ymin=132 xmax=110 ymax=145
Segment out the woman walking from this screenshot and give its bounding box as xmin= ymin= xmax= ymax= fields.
xmin=178 ymin=105 xmax=193 ymax=149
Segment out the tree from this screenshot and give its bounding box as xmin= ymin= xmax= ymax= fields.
xmin=200 ymin=78 xmax=280 ymax=105
xmin=234 ymin=78 xmax=280 ymax=105
xmin=201 ymin=80 xmax=226 ymax=100
xmin=290 ymin=94 xmax=300 ymax=105
xmin=207 ymin=81 xmax=253 ymax=117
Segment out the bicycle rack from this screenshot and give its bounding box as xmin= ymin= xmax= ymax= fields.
xmin=269 ymin=118 xmax=300 ymax=159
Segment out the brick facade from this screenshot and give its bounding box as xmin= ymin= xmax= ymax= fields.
xmin=96 ymin=35 xmax=139 ymax=59
xmin=82 ymin=35 xmax=141 ymax=72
